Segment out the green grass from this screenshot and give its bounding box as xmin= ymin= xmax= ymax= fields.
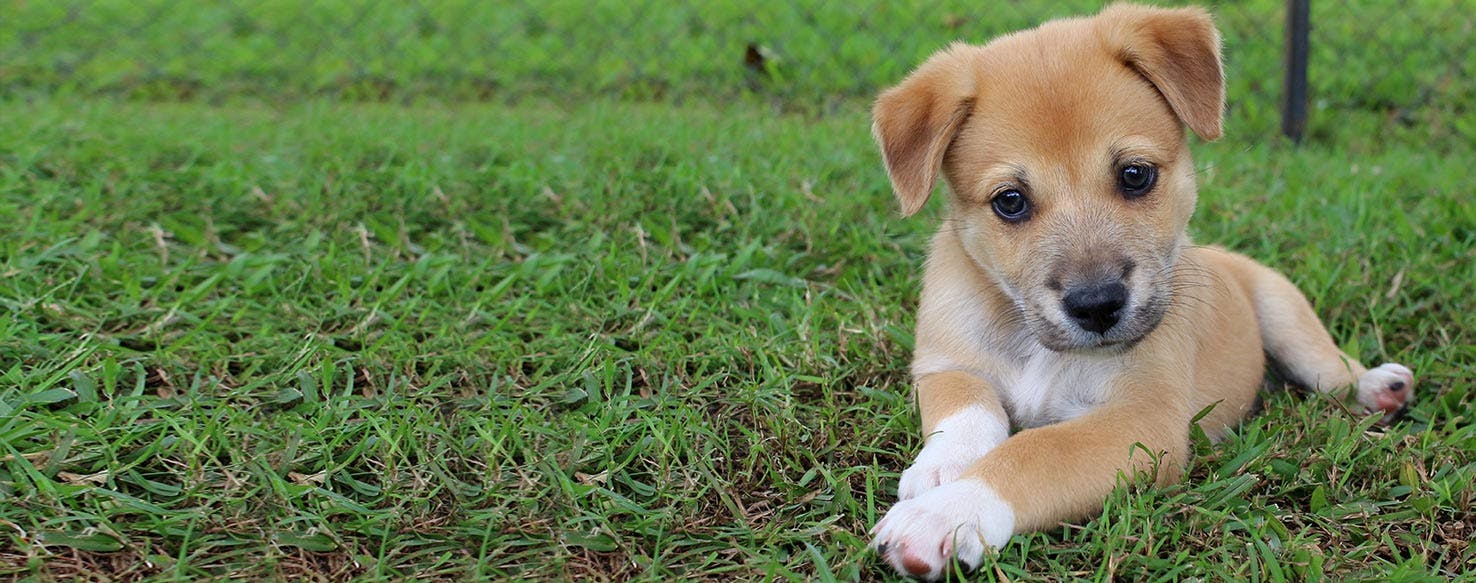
xmin=2 ymin=98 xmax=1471 ymax=581
xmin=3 ymin=0 xmax=1472 ymax=144
xmin=2 ymin=0 xmax=1474 ymax=580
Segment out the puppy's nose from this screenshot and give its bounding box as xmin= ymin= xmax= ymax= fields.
xmin=1062 ymin=282 xmax=1127 ymax=334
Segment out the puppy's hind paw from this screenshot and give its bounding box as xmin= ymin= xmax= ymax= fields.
xmin=1357 ymin=363 xmax=1414 ymax=423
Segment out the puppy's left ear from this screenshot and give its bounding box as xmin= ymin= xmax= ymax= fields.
xmin=1098 ymin=4 xmax=1225 ymax=140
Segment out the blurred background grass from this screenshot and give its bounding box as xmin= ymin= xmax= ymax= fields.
xmin=3 ymin=0 xmax=1472 ymax=146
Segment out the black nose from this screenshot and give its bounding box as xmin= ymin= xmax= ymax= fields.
xmin=1062 ymin=282 xmax=1127 ymax=334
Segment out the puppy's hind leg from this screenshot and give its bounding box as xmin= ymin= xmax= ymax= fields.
xmin=1238 ymin=257 xmax=1414 ymax=421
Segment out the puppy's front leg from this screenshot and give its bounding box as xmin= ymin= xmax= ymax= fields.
xmin=897 ymin=371 xmax=1011 ymax=500
xmin=873 ymin=393 xmax=1190 ymax=579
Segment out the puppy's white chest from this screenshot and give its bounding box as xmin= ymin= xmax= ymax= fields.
xmin=1001 ymin=351 xmax=1119 ymax=428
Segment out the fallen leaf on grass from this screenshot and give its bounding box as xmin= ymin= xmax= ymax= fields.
xmin=288 ymin=471 xmax=328 ymax=485
xmin=57 ymin=470 xmax=110 ymax=485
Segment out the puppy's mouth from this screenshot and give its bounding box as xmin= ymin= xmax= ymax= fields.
xmin=1027 ymin=291 xmax=1169 ymax=353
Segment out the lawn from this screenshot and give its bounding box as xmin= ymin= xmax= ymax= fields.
xmin=2 ymin=1 xmax=1474 ymax=582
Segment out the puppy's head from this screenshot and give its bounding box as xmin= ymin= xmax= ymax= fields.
xmin=873 ymin=3 xmax=1224 ymax=352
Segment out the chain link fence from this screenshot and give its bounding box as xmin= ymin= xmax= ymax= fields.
xmin=2 ymin=0 xmax=1471 ymax=143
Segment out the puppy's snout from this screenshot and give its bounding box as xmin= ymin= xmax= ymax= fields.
xmin=1062 ymin=282 xmax=1127 ymax=334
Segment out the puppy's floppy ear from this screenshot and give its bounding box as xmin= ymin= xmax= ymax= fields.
xmin=1098 ymin=3 xmax=1225 ymax=140
xmin=872 ymin=43 xmax=978 ymax=216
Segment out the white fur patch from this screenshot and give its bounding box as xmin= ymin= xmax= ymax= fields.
xmin=1003 ymin=349 xmax=1119 ymax=428
xmin=897 ymin=406 xmax=1010 ymax=500
xmin=871 ymin=479 xmax=1014 ymax=580
xmin=913 ymin=339 xmax=1119 ymax=432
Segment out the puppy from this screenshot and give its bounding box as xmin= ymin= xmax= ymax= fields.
xmin=867 ymin=4 xmax=1415 ymax=579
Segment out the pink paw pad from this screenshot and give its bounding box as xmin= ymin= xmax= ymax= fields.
xmin=1357 ymin=363 xmax=1415 ymax=421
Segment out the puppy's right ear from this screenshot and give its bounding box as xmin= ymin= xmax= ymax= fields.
xmin=872 ymin=44 xmax=978 ymax=217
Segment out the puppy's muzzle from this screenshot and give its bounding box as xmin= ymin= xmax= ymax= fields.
xmin=1062 ymin=281 xmax=1127 ymax=334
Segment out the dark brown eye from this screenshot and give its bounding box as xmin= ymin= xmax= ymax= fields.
xmin=991 ymin=189 xmax=1031 ymax=223
xmin=1118 ymin=163 xmax=1157 ymax=198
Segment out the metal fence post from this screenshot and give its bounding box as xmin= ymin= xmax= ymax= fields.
xmin=1282 ymin=0 xmax=1310 ymax=142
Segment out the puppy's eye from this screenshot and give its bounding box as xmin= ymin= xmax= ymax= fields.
xmin=1118 ymin=163 xmax=1157 ymax=198
xmin=991 ymin=189 xmax=1031 ymax=223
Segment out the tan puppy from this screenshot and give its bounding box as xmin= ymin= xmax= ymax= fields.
xmin=867 ymin=4 xmax=1415 ymax=579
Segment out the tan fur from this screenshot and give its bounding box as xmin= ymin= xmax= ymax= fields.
xmin=868 ymin=4 xmax=1414 ymax=577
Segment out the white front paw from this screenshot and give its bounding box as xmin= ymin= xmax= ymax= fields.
xmin=871 ymin=479 xmax=1015 ymax=580
xmin=898 ymin=406 xmax=1009 ymax=500
xmin=898 ymin=452 xmax=976 ymax=501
